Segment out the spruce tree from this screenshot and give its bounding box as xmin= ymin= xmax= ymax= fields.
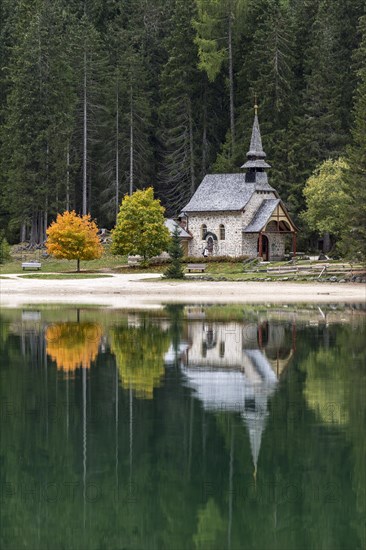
xmin=158 ymin=0 xmax=200 ymax=214
xmin=164 ymin=225 xmax=185 ymax=279
xmin=340 ymin=14 xmax=366 ymax=260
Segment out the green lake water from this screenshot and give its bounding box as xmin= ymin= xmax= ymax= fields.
xmin=0 ymin=304 xmax=365 ymax=550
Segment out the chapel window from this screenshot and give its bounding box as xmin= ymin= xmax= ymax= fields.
xmin=219 ymin=224 xmax=225 ymax=240
xmin=201 ymin=224 xmax=207 ymax=239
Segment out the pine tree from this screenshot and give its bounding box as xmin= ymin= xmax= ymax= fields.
xmin=286 ymin=0 xmax=348 ymax=215
xmin=100 ymin=20 xmax=154 ymax=225
xmin=2 ymin=0 xmax=77 ymax=243
xmin=68 ymin=13 xmax=108 ymax=217
xmin=193 ymin=0 xmax=248 ymax=153
xmin=164 ymin=226 xmax=185 ymax=279
xmin=340 ymin=14 xmax=366 ymax=260
xmin=158 ymin=0 xmax=201 ymax=214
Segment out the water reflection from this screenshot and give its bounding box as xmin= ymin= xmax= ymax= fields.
xmin=1 ymin=306 xmax=365 ymax=550
xmin=110 ymin=323 xmax=171 ymax=399
xmin=46 ymin=322 xmax=102 ymax=373
xmin=180 ymin=320 xmax=294 ymax=475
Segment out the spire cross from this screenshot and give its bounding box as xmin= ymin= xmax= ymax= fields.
xmin=254 ymin=94 xmax=258 ymax=116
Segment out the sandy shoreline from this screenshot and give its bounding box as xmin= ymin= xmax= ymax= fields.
xmin=0 ymin=273 xmax=365 ymax=308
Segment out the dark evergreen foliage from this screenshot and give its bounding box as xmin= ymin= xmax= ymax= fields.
xmin=164 ymin=226 xmax=185 ymax=279
xmin=0 ymin=0 xmax=364 ymax=247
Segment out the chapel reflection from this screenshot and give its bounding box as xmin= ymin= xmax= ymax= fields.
xmin=46 ymin=322 xmax=102 ymax=374
xmin=178 ymin=319 xmax=295 ymax=474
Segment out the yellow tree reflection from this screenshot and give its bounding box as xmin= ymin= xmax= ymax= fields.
xmin=110 ymin=324 xmax=170 ymax=399
xmin=46 ymin=322 xmax=102 ymax=373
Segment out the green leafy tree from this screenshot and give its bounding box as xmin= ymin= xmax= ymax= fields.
xmin=302 ymin=158 xmax=350 ymax=243
xmin=112 ymin=187 xmax=170 ymax=264
xmin=164 ymin=226 xmax=185 ymax=279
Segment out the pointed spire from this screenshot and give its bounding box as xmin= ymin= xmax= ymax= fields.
xmin=241 ymin=100 xmax=271 ymax=171
xmin=247 ymin=100 xmax=266 ymax=159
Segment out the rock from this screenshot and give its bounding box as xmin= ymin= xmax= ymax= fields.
xmin=339 ymin=279 xmax=346 ymax=283
xmin=330 ymin=276 xmax=338 ymax=282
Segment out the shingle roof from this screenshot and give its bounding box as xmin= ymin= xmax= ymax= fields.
xmin=243 ymin=199 xmax=280 ymax=232
xmin=182 ymin=173 xmax=255 ymax=212
xmin=164 ymin=218 xmax=191 ymax=238
xmin=242 ymin=159 xmax=271 ymax=169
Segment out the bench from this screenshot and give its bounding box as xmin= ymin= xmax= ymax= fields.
xmin=186 ymin=263 xmax=206 ymax=273
xmin=22 ymin=262 xmax=41 ymax=270
xmin=128 ymin=256 xmax=141 ymax=266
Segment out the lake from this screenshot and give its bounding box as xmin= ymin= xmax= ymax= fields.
xmin=1 ymin=304 xmax=365 ymax=550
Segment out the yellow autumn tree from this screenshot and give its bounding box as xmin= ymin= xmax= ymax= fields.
xmin=46 ymin=322 xmax=102 ymax=374
xmin=46 ymin=211 xmax=103 ymax=271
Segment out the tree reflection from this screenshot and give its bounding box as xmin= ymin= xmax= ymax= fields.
xmin=46 ymin=322 xmax=102 ymax=373
xmin=110 ymin=323 xmax=171 ymax=399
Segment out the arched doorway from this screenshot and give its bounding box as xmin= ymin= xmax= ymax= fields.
xmin=257 ymin=234 xmax=269 ymax=261
xmin=207 ymin=236 xmax=214 ymax=253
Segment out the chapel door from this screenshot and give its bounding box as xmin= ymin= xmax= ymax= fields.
xmin=207 ymin=236 xmax=214 ymax=253
xmin=257 ymin=235 xmax=269 ymax=261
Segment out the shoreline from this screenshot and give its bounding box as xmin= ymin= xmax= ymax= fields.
xmin=0 ymin=273 xmax=365 ymax=308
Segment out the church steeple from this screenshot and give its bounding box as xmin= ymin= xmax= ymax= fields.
xmin=241 ymin=102 xmax=271 ymax=177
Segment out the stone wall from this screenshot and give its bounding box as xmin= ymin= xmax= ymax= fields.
xmin=187 ymin=212 xmax=244 ymax=257
xmin=186 ymin=189 xmax=287 ymax=259
xmin=241 ymin=234 xmax=258 ymax=257
xmin=267 ymin=232 xmax=286 ymax=260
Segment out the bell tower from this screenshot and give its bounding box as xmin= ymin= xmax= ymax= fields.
xmin=241 ymin=102 xmax=271 ymax=184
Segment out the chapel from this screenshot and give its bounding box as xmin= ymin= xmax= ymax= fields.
xmin=179 ymin=106 xmax=297 ymax=260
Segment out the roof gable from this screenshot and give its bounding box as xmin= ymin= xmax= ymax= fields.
xmin=164 ymin=219 xmax=191 ymax=238
xmin=243 ymin=199 xmax=297 ymax=233
xmin=243 ymin=199 xmax=280 ymax=232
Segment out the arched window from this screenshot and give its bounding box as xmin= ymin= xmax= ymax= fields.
xmin=219 ymin=224 xmax=225 ymax=240
xmin=201 ymin=224 xmax=207 ymax=239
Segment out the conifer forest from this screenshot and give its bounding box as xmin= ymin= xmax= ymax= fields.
xmin=1 ymin=0 xmax=365 ymax=250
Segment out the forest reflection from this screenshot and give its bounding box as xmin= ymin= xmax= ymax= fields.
xmin=1 ymin=306 xmax=365 ymax=550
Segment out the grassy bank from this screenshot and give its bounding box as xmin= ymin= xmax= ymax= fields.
xmin=1 ymin=245 xmax=364 ymax=282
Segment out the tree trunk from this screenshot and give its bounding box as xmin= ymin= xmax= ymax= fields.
xmin=202 ymin=83 xmax=208 ymax=178
xmin=20 ymin=222 xmax=26 ymax=243
xmin=115 ymin=81 xmax=119 ymax=220
xmin=77 ymin=258 xmax=80 ymax=272
xmin=38 ymin=211 xmax=43 ymax=244
xmin=188 ymin=97 xmax=195 ymax=194
xmin=228 ymin=12 xmax=235 ymax=150
xmin=30 ymin=212 xmax=38 ymax=246
xmin=83 ymin=50 xmax=87 ymax=215
xmin=323 ymin=232 xmax=331 ymax=253
xmin=129 ymin=86 xmax=133 ymax=196
xmin=66 ymin=144 xmax=70 ymax=211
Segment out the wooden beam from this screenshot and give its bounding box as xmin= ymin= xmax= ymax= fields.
xmin=258 ymin=232 xmax=263 ymax=258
